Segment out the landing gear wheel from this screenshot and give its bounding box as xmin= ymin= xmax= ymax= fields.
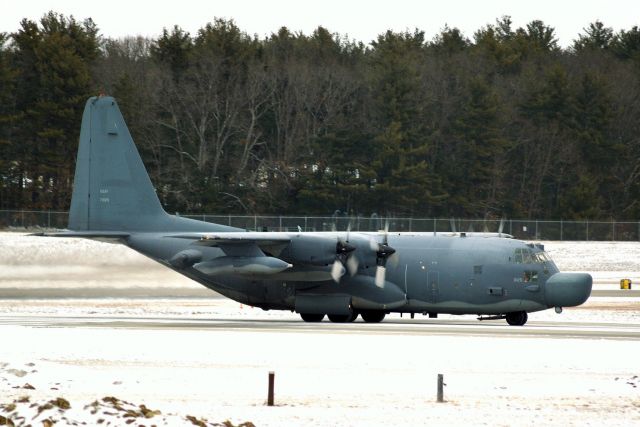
xmin=300 ymin=313 xmax=325 ymax=322
xmin=360 ymin=310 xmax=386 ymax=323
xmin=328 ymin=312 xmax=358 ymax=323
xmin=506 ymin=311 xmax=528 ymax=326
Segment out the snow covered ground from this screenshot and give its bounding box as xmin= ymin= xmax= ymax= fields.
xmin=1 ymin=232 xmax=639 ymax=426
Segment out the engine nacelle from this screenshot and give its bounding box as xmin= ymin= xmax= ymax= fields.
xmin=279 ymin=235 xmax=338 ymax=266
xmin=169 ymin=249 xmax=202 ymax=269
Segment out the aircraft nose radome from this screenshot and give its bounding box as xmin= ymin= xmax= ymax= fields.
xmin=544 ymin=272 xmax=592 ymax=308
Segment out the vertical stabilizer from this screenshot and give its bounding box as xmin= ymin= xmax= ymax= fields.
xmin=68 ymin=96 xmax=167 ymax=231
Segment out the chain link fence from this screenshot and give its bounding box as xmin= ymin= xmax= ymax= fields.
xmin=1 ymin=209 xmax=638 ymax=241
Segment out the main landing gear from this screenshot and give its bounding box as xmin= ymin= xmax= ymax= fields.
xmin=299 ymin=313 xmax=325 ymax=322
xmin=505 ymin=311 xmax=528 ymax=326
xmin=299 ymin=310 xmax=387 ymax=323
xmin=327 ymin=312 xmax=358 ymax=323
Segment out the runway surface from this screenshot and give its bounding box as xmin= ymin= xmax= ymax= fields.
xmin=2 ymin=313 xmax=639 ymax=341
xmin=1 ymin=234 xmax=639 ymax=425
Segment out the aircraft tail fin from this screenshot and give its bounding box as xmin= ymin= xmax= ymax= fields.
xmin=68 ymin=96 xmax=168 ymax=231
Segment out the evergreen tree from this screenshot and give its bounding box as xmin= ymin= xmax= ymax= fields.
xmin=612 ymin=26 xmax=640 ymax=61
xmin=11 ymin=12 xmax=99 ymax=209
xmin=0 ymin=33 xmax=19 ymax=208
xmin=367 ymin=30 xmax=445 ymax=215
xmin=446 ymin=78 xmax=509 ymax=217
xmin=573 ymin=21 xmax=614 ymax=51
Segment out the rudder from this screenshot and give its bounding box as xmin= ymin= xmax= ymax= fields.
xmin=68 ymin=96 xmax=167 ymax=231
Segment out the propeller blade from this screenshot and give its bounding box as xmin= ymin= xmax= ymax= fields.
xmin=388 ymin=252 xmax=400 ymax=268
xmin=346 ymin=255 xmax=359 ymax=276
xmin=498 ymin=217 xmax=505 ymax=235
xmin=331 ymin=259 xmax=345 ymax=283
xmin=450 ymin=218 xmax=456 ymax=233
xmin=374 ymin=265 xmax=386 ymax=288
xmin=369 ymin=237 xmax=379 ymax=251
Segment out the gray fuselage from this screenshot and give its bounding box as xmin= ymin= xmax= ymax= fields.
xmin=124 ymin=230 xmax=571 ymax=316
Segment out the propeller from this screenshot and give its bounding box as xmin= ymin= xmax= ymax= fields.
xmin=331 ymin=222 xmax=358 ymax=282
xmin=498 ymin=217 xmax=505 ymax=237
xmin=371 ymin=220 xmax=399 ymax=287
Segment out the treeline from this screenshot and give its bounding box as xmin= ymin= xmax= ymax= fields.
xmin=1 ymin=12 xmax=640 ymax=219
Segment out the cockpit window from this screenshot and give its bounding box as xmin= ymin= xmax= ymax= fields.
xmin=513 ymin=248 xmax=552 ymax=264
xmin=533 ymin=251 xmax=551 ymax=263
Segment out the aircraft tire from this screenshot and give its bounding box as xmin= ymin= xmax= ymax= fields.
xmin=327 ymin=312 xmax=358 ymax=323
xmin=505 ymin=311 xmax=528 ymax=326
xmin=360 ymin=310 xmax=386 ymax=323
xmin=300 ymin=313 xmax=325 ymax=322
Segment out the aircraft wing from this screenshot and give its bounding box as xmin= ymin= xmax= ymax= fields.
xmin=168 ymin=231 xmax=292 ymax=257
xmin=168 ymin=232 xmax=291 ymax=247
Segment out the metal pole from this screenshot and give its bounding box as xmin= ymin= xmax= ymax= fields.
xmin=437 ymin=374 xmax=444 ymax=402
xmin=612 ymin=220 xmax=615 ymax=241
xmin=586 ymin=220 xmax=589 ymax=241
xmin=267 ymin=371 xmax=275 ymax=406
xmin=560 ymin=220 xmax=563 ymax=241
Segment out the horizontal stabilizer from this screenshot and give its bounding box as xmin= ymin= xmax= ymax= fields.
xmin=30 ymin=231 xmax=130 ymax=239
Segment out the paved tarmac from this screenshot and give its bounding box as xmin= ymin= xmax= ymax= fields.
xmin=1 ymin=314 xmax=638 ymax=341
xmin=0 ymin=287 xmax=637 ymax=299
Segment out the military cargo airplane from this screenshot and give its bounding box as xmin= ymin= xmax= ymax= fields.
xmin=40 ymin=96 xmax=592 ymax=325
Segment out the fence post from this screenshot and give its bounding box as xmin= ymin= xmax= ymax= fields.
xmin=560 ymin=220 xmax=563 ymax=241
xmin=612 ymin=220 xmax=615 ymax=241
xmin=47 ymin=210 xmax=51 ymax=228
xmin=267 ymin=371 xmax=275 ymax=406
xmin=586 ymin=220 xmax=589 ymax=241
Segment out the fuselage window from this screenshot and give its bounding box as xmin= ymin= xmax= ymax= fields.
xmin=523 ymin=270 xmax=539 ymax=282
